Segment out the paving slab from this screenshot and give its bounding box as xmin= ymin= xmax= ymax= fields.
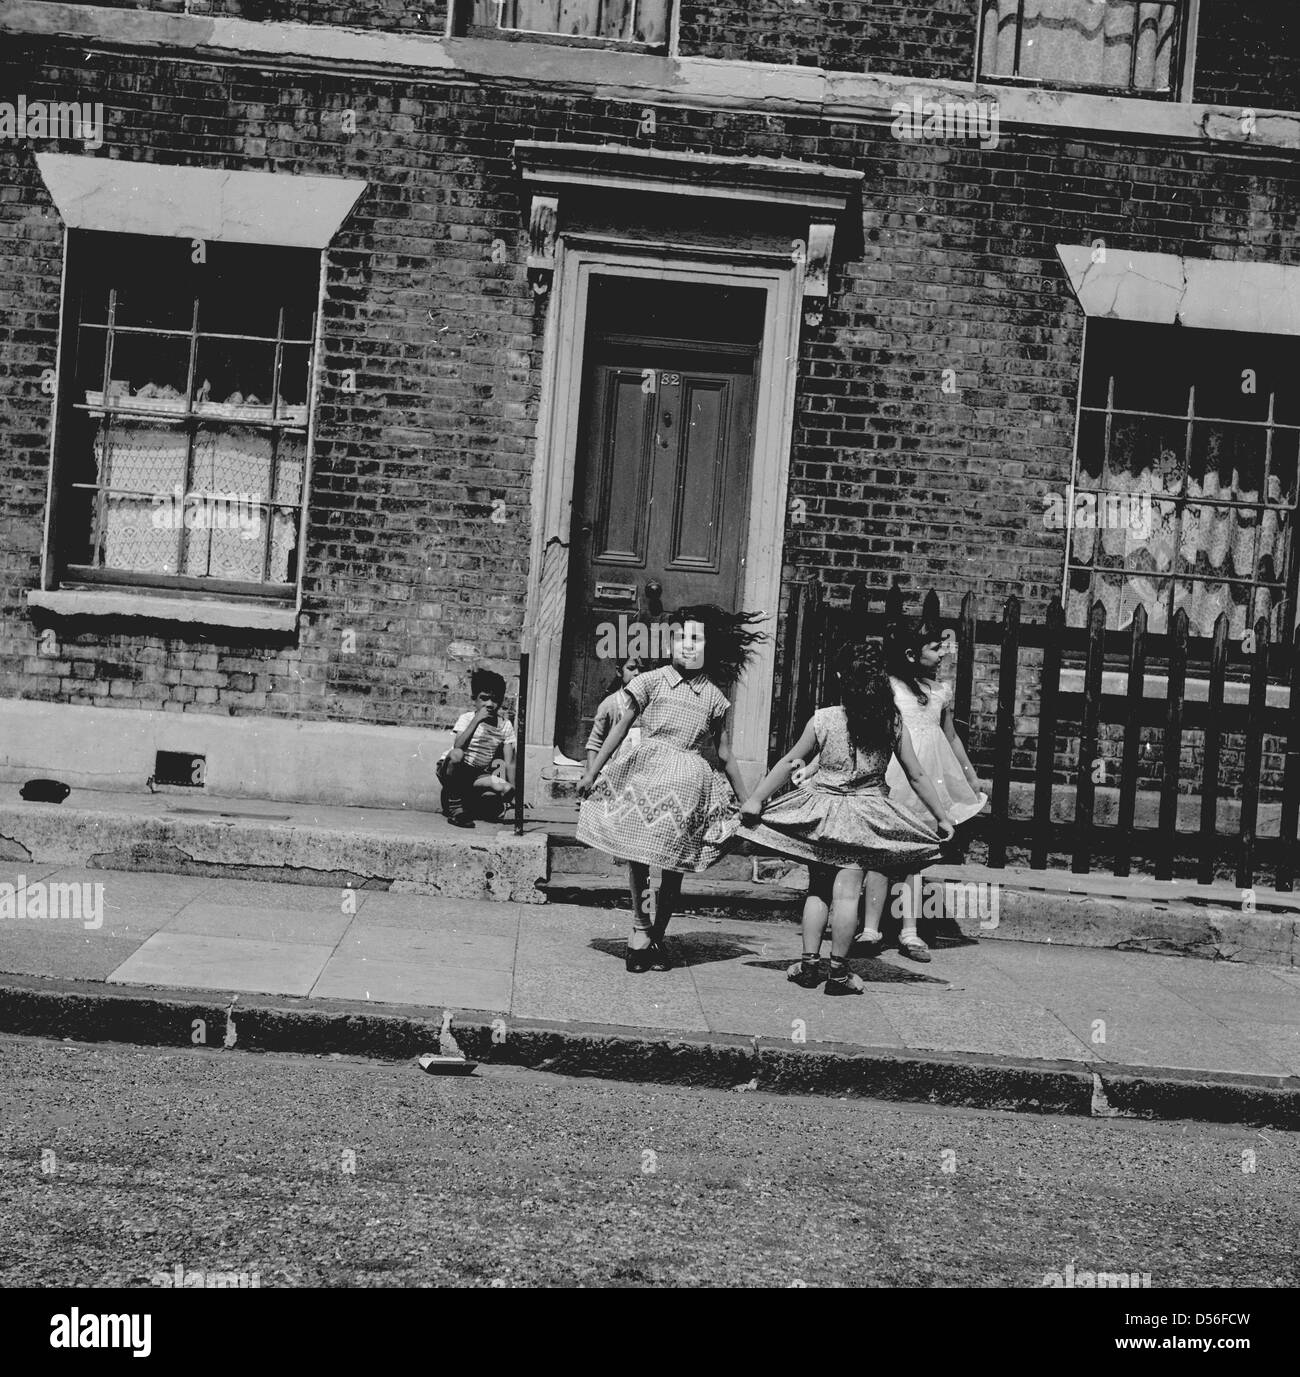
xmin=870 ymin=993 xmax=1099 ymax=1062
xmin=108 ymin=931 xmax=332 ymax=997
xmin=0 ymin=929 xmax=148 ymax=981
xmin=167 ymin=902 xmax=355 ymax=946
xmin=310 ymin=953 xmax=512 ymax=1011
xmin=338 ymin=924 xmax=517 ymax=971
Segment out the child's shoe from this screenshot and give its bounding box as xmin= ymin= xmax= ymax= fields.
xmin=898 ymin=936 xmax=931 ymax=963
xmin=824 ymin=971 xmax=866 ymax=996
xmin=448 ymin=816 xmax=476 ymax=829
xmin=786 ymin=959 xmax=823 ymax=988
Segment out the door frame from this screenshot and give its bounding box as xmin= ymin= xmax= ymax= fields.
xmin=523 ymin=245 xmax=804 ymax=795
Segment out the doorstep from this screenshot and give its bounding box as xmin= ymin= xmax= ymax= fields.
xmin=0 ymin=785 xmax=549 ymax=904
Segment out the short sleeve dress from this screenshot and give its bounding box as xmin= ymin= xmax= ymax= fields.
xmin=884 ymin=678 xmax=987 ymax=825
xmin=576 ymin=666 xmax=736 ymax=872
xmin=733 ymin=706 xmax=944 ymax=871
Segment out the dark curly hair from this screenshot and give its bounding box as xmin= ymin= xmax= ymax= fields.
xmin=834 ymin=641 xmax=900 ymax=759
xmin=669 ymin=604 xmax=767 ymax=691
xmin=884 ymin=616 xmax=942 ymax=707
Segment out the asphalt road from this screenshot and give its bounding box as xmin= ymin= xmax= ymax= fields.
xmin=1 ymin=1034 xmax=1296 ymax=1289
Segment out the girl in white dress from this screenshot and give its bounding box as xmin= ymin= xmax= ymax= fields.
xmin=883 ymin=619 xmax=988 ymax=961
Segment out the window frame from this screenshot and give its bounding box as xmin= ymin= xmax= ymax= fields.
xmin=1060 ymin=315 xmax=1300 ymax=658
xmin=447 ymin=0 xmax=673 ymax=53
xmin=46 ymin=229 xmax=325 ymax=606
xmin=974 ymin=0 xmax=1199 ymax=102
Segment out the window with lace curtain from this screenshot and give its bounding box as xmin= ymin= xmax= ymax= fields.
xmin=978 ymin=0 xmax=1190 ymax=96
xmin=51 ymin=231 xmax=320 ymax=598
xmin=453 ymin=0 xmax=671 ymax=46
xmin=1064 ymin=320 xmax=1300 ymax=646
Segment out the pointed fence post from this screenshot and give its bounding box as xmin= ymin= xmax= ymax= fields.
xmin=953 ymin=592 xmax=978 ymax=864
xmin=986 ymin=595 xmax=1019 ymax=869
xmin=1196 ymin=613 xmax=1229 ymax=885
xmin=1072 ymin=599 xmax=1106 ymax=874
xmin=1155 ymin=607 xmax=1189 ymax=882
xmin=1237 ymin=617 xmax=1269 ymax=893
xmin=922 ymin=587 xmax=941 ymax=632
xmin=1278 ymin=626 xmax=1300 ymax=892
xmin=1031 ymin=597 xmax=1064 ymax=870
xmin=885 ymin=580 xmax=904 ymax=623
xmin=1114 ymin=604 xmax=1148 ymax=879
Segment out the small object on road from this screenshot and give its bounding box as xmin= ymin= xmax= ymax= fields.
xmin=732 ymin=1078 xmax=759 ymax=1093
xmin=20 ymin=778 xmax=70 ymax=803
xmin=418 ymin=1053 xmax=478 ymax=1076
xmin=438 ymin=1010 xmax=463 ymax=1058
xmin=420 ymin=1011 xmax=477 ymax=1073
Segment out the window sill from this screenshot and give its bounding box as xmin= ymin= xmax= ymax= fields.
xmin=26 ymin=588 xmax=297 ymax=633
xmin=1058 ymin=667 xmax=1290 ymax=709
xmin=979 ymin=73 xmax=1178 ymax=101
xmin=457 ymin=27 xmax=666 ymax=54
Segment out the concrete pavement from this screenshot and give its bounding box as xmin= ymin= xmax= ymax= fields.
xmin=0 ymin=860 xmax=1297 ymax=1126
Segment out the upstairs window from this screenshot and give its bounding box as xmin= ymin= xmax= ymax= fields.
xmin=978 ymin=0 xmax=1189 ymax=96
xmin=52 ymin=232 xmax=320 ymax=598
xmin=453 ymin=0 xmax=671 ymax=47
xmin=1063 ymin=320 xmax=1300 ymax=644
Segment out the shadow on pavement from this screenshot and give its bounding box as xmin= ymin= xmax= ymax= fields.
xmin=589 ymin=931 xmax=762 ymax=969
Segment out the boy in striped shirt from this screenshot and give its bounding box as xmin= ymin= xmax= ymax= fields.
xmin=436 ymin=669 xmax=516 ymax=828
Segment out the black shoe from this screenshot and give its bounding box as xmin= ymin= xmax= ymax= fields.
xmin=824 ymin=972 xmax=866 ymax=996
xmin=448 ymin=816 xmax=475 ymax=829
xmin=648 ymin=939 xmax=674 ymax=971
xmin=626 ymin=941 xmax=654 ymax=973
xmin=786 ymin=960 xmax=824 ymax=988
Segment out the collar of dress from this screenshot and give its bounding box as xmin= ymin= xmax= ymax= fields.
xmin=664 ymin=666 xmax=708 ymax=696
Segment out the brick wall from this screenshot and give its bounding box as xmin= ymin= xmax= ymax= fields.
xmin=677 ymin=0 xmax=978 ymax=79
xmin=2 ymin=34 xmax=1298 ymax=763
xmin=1192 ymin=1 xmax=1300 ymax=110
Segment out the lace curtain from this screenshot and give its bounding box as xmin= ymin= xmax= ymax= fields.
xmin=981 ymin=0 xmax=1179 ymax=91
xmin=94 ymin=421 xmax=302 ymax=583
xmin=1065 ymin=458 xmax=1290 ymax=639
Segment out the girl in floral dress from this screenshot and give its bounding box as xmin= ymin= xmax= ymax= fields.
xmin=577 ymin=605 xmax=764 ymax=973
xmin=883 ymin=618 xmax=987 ymax=961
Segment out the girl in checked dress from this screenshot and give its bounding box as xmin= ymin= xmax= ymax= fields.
xmin=735 ymin=642 xmax=954 ymax=995
xmin=576 ymin=605 xmax=764 ymax=974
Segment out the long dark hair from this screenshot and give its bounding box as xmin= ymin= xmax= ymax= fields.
xmin=884 ymin=616 xmax=939 ymax=706
xmin=671 ymin=604 xmax=766 ymax=691
xmin=835 ymin=641 xmax=900 ymax=759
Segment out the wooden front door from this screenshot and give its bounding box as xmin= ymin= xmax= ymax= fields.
xmin=558 ymin=331 xmax=758 ymax=758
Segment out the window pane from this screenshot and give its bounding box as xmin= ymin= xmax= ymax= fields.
xmin=1191 ymin=422 xmax=1265 ymax=504
xmin=200 ymin=242 xmax=319 ymax=340
xmin=1106 ymin=415 xmax=1186 ymax=493
xmin=194 ymin=339 xmax=275 ymax=413
xmin=98 ymin=333 xmax=192 ymax=410
xmin=983 ymin=0 xmax=1177 ymax=91
xmin=96 ymin=419 xmax=189 ymax=573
